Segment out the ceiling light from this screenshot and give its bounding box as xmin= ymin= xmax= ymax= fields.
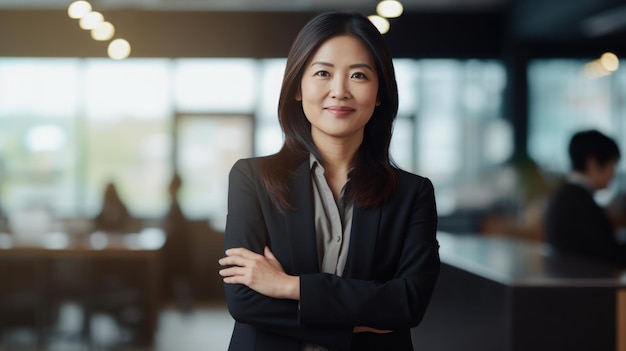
xmin=368 ymin=15 xmax=390 ymax=34
xmin=377 ymin=0 xmax=403 ymax=19
xmin=91 ymin=21 xmax=115 ymax=41
xmin=79 ymin=11 xmax=104 ymax=30
xmin=68 ymin=0 xmax=92 ymax=19
xmin=108 ymin=38 xmax=131 ymax=60
xmin=600 ymin=52 xmax=619 ymax=72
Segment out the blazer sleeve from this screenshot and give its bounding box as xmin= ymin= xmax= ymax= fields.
xmin=223 ymin=159 xmax=353 ymax=350
xmin=299 ymin=176 xmax=440 ymax=330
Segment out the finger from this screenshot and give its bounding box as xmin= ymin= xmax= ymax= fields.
xmin=219 ymin=255 xmax=251 ymax=267
xmin=264 ymin=246 xmax=276 ymax=260
xmin=223 ymin=276 xmax=248 ymax=285
xmin=225 ymin=247 xmax=261 ymax=259
xmin=264 ymin=247 xmax=284 ymax=271
xmin=219 ymin=266 xmax=247 ymax=278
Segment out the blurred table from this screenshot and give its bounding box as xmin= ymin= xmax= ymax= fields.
xmin=412 ymin=231 xmax=626 ymax=351
xmin=0 ymin=229 xmax=165 ymax=347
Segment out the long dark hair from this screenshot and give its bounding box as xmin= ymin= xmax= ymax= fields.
xmin=262 ymin=11 xmax=399 ymax=212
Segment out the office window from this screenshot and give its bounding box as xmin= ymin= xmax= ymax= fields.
xmin=412 ymin=60 xmax=509 ymax=214
xmin=174 ymin=59 xmax=257 ymax=113
xmin=172 ymin=59 xmax=260 ymax=230
xmin=83 ymin=59 xmax=172 ymax=218
xmin=255 ymin=59 xmax=286 ymax=156
xmin=528 ymin=59 xmax=618 ymax=173
xmin=0 ymin=57 xmax=509 ymax=233
xmin=175 ymin=114 xmax=253 ymax=229
xmin=0 ymin=59 xmax=80 ymax=218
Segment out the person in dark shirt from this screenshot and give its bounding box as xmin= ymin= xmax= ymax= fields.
xmin=544 ymin=129 xmax=626 ymax=266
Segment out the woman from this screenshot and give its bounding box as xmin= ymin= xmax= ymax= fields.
xmin=218 ymin=11 xmax=440 ymax=351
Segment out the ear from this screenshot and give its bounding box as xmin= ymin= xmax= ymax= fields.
xmin=376 ymin=97 xmax=381 ymax=106
xmin=295 ymin=91 xmax=302 ymax=101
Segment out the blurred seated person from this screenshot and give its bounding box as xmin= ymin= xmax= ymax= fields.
xmin=164 ymin=173 xmax=185 ymax=226
xmin=93 ymin=181 xmax=136 ymax=233
xmin=543 ymin=129 xmax=626 ymax=266
xmin=161 ymin=173 xmax=194 ymax=308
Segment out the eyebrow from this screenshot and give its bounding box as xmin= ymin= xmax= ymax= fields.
xmin=310 ymin=61 xmax=374 ymax=70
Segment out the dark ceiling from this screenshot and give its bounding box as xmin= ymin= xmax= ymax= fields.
xmin=3 ymin=0 xmax=626 ymax=41
xmin=509 ymin=0 xmax=626 ymax=57
xmin=1 ymin=0 xmax=625 ymax=58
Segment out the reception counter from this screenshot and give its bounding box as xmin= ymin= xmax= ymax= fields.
xmin=412 ymin=231 xmax=626 ymax=351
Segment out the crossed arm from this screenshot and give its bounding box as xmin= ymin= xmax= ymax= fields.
xmin=218 ymin=246 xmax=391 ymax=334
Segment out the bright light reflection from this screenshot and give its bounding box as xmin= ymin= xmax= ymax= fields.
xmin=377 ymin=0 xmax=404 ymax=18
xmin=79 ymin=11 xmax=104 ymax=30
xmin=138 ymin=227 xmax=166 ymax=249
xmin=25 ymin=125 xmax=66 ymax=152
xmin=42 ymin=232 xmax=70 ymax=250
xmin=108 ymin=38 xmax=131 ymax=60
xmin=89 ymin=231 xmax=108 ymax=249
xmin=483 ymin=119 xmax=513 ymax=164
xmin=91 ymin=21 xmax=115 ymax=41
xmin=368 ymin=15 xmax=390 ymax=34
xmin=68 ymin=0 xmax=92 ymax=19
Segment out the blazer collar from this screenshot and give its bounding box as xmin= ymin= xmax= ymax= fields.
xmin=285 ymin=159 xmax=319 ymax=274
xmin=284 ymin=159 xmax=382 ymax=277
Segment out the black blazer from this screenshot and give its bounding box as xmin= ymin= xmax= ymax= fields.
xmin=223 ymin=156 xmax=440 ymax=351
xmin=544 ymin=182 xmax=626 ymax=266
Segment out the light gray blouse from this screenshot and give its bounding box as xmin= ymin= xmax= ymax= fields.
xmin=302 ymin=155 xmax=354 ymax=351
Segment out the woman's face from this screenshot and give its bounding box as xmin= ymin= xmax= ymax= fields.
xmin=297 ymin=35 xmax=379 ymax=147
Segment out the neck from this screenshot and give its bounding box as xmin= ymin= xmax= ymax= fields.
xmin=313 ymin=135 xmax=361 ymax=176
xmin=569 ymin=171 xmax=596 ymax=191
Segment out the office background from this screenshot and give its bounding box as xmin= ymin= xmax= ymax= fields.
xmin=1 ymin=0 xmax=626 ymax=350
xmin=2 ymin=0 xmax=626 ymax=231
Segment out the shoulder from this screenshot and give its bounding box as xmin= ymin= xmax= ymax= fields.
xmin=552 ymin=183 xmax=592 ymax=203
xmin=393 ymin=167 xmax=433 ymax=189
xmin=390 ymin=167 xmax=435 ymax=200
xmin=230 ymin=155 xmax=273 ymax=174
xmin=228 ymin=156 xmax=275 ymax=189
xmin=546 ymin=183 xmax=595 ymax=217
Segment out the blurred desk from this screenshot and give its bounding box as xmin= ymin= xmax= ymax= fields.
xmin=412 ymin=231 xmax=626 ymax=351
xmin=0 ymin=229 xmax=165 ymax=347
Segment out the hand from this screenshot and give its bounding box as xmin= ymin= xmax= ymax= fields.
xmin=219 ymin=246 xmax=300 ymax=300
xmin=353 ymin=326 xmax=393 ymax=334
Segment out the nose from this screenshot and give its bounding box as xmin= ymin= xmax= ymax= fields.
xmin=330 ymin=78 xmax=350 ymax=100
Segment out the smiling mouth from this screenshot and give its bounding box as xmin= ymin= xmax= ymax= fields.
xmin=325 ymin=106 xmax=355 ymax=115
xmin=324 ymin=107 xmax=355 ymax=117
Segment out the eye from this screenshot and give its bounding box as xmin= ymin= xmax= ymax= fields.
xmin=351 ymin=72 xmax=368 ymax=79
xmin=314 ymin=70 xmax=330 ymax=77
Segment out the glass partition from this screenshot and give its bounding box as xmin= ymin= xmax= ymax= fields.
xmin=0 ymin=57 xmax=508 ymax=232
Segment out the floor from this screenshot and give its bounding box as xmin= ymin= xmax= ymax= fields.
xmin=0 ymin=302 xmax=235 ymax=351
xmin=154 ymin=303 xmax=233 ymax=351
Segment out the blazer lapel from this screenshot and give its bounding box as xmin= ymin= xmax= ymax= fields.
xmin=343 ymin=204 xmax=381 ymax=279
xmin=285 ymin=160 xmax=319 ymax=274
